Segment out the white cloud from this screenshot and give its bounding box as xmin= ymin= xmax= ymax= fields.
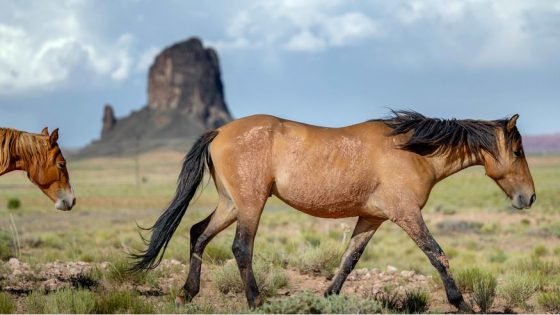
xmin=285 ymin=30 xmax=326 ymax=52
xmin=215 ymin=1 xmax=381 ymax=53
xmin=0 ymin=2 xmax=147 ymax=95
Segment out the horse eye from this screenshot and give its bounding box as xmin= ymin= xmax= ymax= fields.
xmin=514 ymin=149 xmax=523 ymax=157
xmin=57 ymin=162 xmax=66 ymax=169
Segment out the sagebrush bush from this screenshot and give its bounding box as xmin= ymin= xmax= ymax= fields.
xmin=0 ymin=292 xmax=16 ymax=314
xmin=499 ymin=274 xmax=538 ymax=308
xmin=257 ymin=291 xmax=383 ymax=314
xmin=537 ymin=289 xmax=560 ymax=313
xmin=212 ymin=260 xmax=288 ymax=297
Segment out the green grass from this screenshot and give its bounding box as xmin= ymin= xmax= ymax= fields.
xmin=537 ymin=288 xmax=560 ymax=313
xmin=499 ymin=273 xmax=538 ymax=308
xmin=26 ymin=289 xmax=97 ymax=314
xmin=212 ymin=260 xmax=289 ymax=297
xmin=0 ymin=292 xmax=16 ymax=314
xmin=0 ymin=153 xmax=559 ymax=313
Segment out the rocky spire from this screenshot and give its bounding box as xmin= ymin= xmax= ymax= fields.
xmin=101 ymin=104 xmax=116 ymax=139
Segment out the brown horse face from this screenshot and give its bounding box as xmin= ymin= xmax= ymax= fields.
xmin=483 ymin=115 xmax=536 ymax=209
xmin=28 ymin=128 xmax=76 ymax=211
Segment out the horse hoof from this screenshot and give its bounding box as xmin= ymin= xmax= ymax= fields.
xmin=457 ymin=301 xmax=474 ymax=313
xmin=175 ymin=296 xmax=186 ymax=306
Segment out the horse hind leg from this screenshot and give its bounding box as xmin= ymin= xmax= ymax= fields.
xmin=325 ymin=217 xmax=384 ymax=296
xmin=177 ymin=198 xmax=237 ymax=305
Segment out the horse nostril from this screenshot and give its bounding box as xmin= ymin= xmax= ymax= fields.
xmin=530 ymin=194 xmax=536 ymax=205
xmin=72 ymin=198 xmax=76 ymax=207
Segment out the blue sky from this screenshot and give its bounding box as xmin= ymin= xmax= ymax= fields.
xmin=1 ymin=0 xmax=559 ymax=148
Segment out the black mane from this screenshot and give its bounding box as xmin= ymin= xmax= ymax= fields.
xmin=381 ymin=110 xmax=520 ymax=161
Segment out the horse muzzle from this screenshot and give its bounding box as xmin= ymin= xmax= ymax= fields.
xmin=512 ymin=193 xmax=536 ymax=210
xmin=55 ymin=190 xmax=76 ymax=211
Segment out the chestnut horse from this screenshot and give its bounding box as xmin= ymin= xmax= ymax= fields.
xmin=0 ymin=127 xmax=75 ymax=211
xmin=132 ymin=111 xmax=535 ymax=311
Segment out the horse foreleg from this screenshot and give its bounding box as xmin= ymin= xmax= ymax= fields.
xmin=392 ymin=211 xmax=473 ymax=313
xmin=325 ymin=217 xmax=384 ymax=296
xmin=177 ymin=201 xmax=237 ymax=305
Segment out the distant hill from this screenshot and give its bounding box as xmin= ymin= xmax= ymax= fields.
xmin=78 ymin=37 xmax=232 ymax=157
xmin=524 ymin=134 xmax=560 ymax=154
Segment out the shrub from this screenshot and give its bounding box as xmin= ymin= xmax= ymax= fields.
xmin=257 ymin=291 xmax=383 ymax=314
xmin=472 ymin=272 xmax=497 ymax=313
xmin=402 ymin=289 xmax=430 ymax=313
xmin=0 ymin=292 xmax=16 ymax=314
xmin=456 ymin=267 xmax=497 ymax=312
xmin=0 ymin=231 xmax=14 ymax=261
xmin=291 ymin=244 xmax=342 ymax=277
xmin=94 ymin=291 xmax=155 ymax=314
xmin=26 ymin=289 xmax=96 ymax=314
xmin=373 ymin=287 xmax=429 ymax=313
xmin=537 ymin=289 xmax=560 ymax=313
xmin=7 ymin=198 xmax=20 ymax=210
xmin=499 ymin=274 xmax=538 ymax=307
xmin=213 ymin=260 xmax=289 ymax=297
xmin=533 ymin=245 xmax=549 ymax=258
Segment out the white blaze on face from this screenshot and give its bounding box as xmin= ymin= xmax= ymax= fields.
xmin=54 ymin=186 xmax=75 ymax=211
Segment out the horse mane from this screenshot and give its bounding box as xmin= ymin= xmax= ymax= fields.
xmin=0 ymin=128 xmax=48 ymax=174
xmin=381 ymin=110 xmax=520 ymax=161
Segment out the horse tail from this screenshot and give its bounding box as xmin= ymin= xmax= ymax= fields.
xmin=130 ymin=130 xmax=218 ymax=272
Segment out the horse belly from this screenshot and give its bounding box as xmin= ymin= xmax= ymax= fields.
xmin=272 ymin=170 xmax=374 ymax=218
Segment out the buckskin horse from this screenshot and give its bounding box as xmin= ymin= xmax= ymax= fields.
xmin=0 ymin=127 xmax=75 ymax=211
xmin=132 ymin=111 xmax=535 ymax=311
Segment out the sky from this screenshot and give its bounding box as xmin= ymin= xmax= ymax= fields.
xmin=0 ymin=0 xmax=559 ymax=148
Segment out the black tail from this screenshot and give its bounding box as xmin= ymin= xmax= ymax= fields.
xmin=130 ymin=130 xmax=218 ymax=272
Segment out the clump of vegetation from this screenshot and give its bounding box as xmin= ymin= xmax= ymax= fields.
xmin=0 ymin=292 xmax=16 ymax=314
xmin=402 ymin=289 xmax=430 ymax=313
xmin=537 ymin=288 xmax=560 ymax=313
xmin=257 ymin=291 xmax=383 ymax=314
xmin=533 ymin=244 xmax=549 ymax=258
xmin=203 ymin=242 xmax=233 ymax=264
xmin=106 ymin=258 xmax=148 ymax=284
xmin=291 ymin=243 xmax=342 ymax=277
xmin=373 ymin=287 xmax=429 ymax=313
xmin=456 ymin=267 xmax=497 ymax=312
xmin=212 ymin=260 xmax=288 ymax=297
xmin=7 ymin=198 xmax=21 ymax=210
xmin=0 ymin=231 xmax=14 ymax=261
xmin=94 ymin=291 xmax=155 ymax=314
xmin=26 ymin=289 xmax=97 ymax=314
xmin=499 ymin=274 xmax=538 ymax=308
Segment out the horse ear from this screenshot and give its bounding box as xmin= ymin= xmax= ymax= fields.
xmin=41 ymin=127 xmax=49 ymax=136
xmin=49 ymin=128 xmax=59 ymax=146
xmin=507 ymin=114 xmax=519 ymax=132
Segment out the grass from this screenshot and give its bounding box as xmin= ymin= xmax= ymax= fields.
xmin=257 ymin=291 xmax=384 ymax=314
xmin=0 ymin=292 xmax=16 ymax=314
xmin=499 ymin=273 xmax=539 ymax=308
xmin=0 ymin=152 xmax=559 ymax=313
xmin=372 ymin=287 xmax=429 ymax=313
xmin=537 ymin=288 xmax=560 ymax=313
xmin=290 ymin=242 xmax=342 ymax=277
xmin=25 ymin=289 xmax=154 ymax=314
xmin=455 ymin=267 xmax=497 ymax=312
xmin=212 ymin=260 xmax=289 ymax=297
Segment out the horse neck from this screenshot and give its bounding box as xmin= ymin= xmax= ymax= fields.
xmin=0 ymin=129 xmax=39 ymax=176
xmin=428 ymin=150 xmax=483 ymax=182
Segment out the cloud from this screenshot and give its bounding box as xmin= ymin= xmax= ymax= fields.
xmin=214 ymin=1 xmax=382 ymax=53
xmin=0 ymin=2 xmax=148 ymax=95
